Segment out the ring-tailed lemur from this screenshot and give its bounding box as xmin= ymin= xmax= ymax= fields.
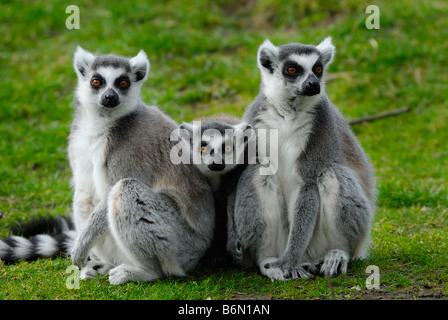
xmin=227 ymin=37 xmax=376 ymax=280
xmin=69 ymin=47 xmax=216 ymax=285
xmin=179 ymin=115 xmax=253 ymax=268
xmin=1 ymin=47 xmax=216 ymax=286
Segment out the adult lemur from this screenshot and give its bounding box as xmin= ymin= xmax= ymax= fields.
xmin=0 ymin=47 xmax=215 ymax=285
xmin=69 ymin=47 xmax=216 ymax=285
xmin=227 ymin=37 xmax=376 ymax=280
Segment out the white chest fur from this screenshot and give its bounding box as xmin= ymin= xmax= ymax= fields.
xmin=71 ymin=119 xmax=111 ymax=205
xmin=256 ymin=106 xmax=315 ymax=221
xmin=251 ymin=106 xmax=315 ymax=260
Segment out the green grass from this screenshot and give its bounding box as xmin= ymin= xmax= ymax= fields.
xmin=1 ymin=0 xmax=447 ymax=300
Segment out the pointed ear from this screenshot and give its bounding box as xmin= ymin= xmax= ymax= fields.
xmin=179 ymin=122 xmax=195 ymax=142
xmin=316 ymin=37 xmax=335 ymax=66
xmin=73 ymin=46 xmax=95 ymax=78
xmin=130 ymin=50 xmax=150 ymax=82
xmin=257 ymin=39 xmax=279 ymax=74
xmin=179 ymin=122 xmax=194 ymax=133
xmin=234 ymin=122 xmax=254 ymax=144
xmin=234 ymin=122 xmax=252 ymax=133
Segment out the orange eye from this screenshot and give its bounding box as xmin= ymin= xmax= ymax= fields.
xmin=92 ymin=79 xmax=101 ymax=87
xmin=120 ymin=80 xmax=128 ymax=88
xmin=200 ymin=146 xmax=207 ymax=153
xmin=225 ymin=145 xmax=232 ymax=152
xmin=287 ymin=67 xmax=297 ymax=74
xmin=315 ymin=66 xmax=322 ymax=74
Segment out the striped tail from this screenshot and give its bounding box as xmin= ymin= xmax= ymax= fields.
xmin=0 ymin=216 xmax=76 ymax=263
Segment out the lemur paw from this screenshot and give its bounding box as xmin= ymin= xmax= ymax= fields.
xmin=109 ymin=265 xmax=134 ymax=285
xmin=320 ymin=249 xmax=348 ymax=276
xmin=260 ymin=258 xmax=312 ymax=280
xmin=71 ymin=243 xmax=89 ymax=268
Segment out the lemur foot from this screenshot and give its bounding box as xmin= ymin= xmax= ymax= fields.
xmin=109 ymin=264 xmax=162 ymax=285
xmin=260 ymin=257 xmax=313 ymax=280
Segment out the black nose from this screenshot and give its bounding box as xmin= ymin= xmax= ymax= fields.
xmin=208 ymin=163 xmax=226 ymax=171
xmin=301 ymin=75 xmax=320 ymax=96
xmin=101 ymin=88 xmax=119 ymax=108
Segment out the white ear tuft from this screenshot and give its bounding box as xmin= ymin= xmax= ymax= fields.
xmin=130 ymin=50 xmax=150 ymax=82
xmin=234 ymin=122 xmax=254 ymax=146
xmin=316 ymin=36 xmax=335 ymax=66
xmin=179 ymin=122 xmax=196 ymax=142
xmin=179 ymin=122 xmax=194 ymax=133
xmin=259 ymin=39 xmax=277 ymax=52
xmin=73 ymin=46 xmax=95 ymax=78
xmin=257 ymin=39 xmax=279 ymax=74
xmin=234 ymin=121 xmax=252 ymax=132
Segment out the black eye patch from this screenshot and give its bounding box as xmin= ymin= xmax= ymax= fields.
xmin=90 ymin=74 xmax=105 ymax=89
xmin=282 ymin=61 xmax=304 ymax=78
xmin=115 ymin=75 xmax=131 ymax=90
xmin=312 ymin=61 xmax=324 ymax=77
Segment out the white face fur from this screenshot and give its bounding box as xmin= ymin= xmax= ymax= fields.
xmin=73 ymin=46 xmax=150 ymax=121
xmin=257 ymin=37 xmax=335 ymax=110
xmin=179 ymin=121 xmax=252 ymax=178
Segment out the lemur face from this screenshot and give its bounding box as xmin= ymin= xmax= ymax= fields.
xmin=179 ymin=121 xmax=252 ymax=177
xmin=257 ymin=37 xmax=335 ymax=102
xmin=73 ymin=46 xmax=149 ymax=113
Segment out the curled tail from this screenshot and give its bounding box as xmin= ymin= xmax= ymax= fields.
xmin=0 ymin=216 xmax=76 ymax=263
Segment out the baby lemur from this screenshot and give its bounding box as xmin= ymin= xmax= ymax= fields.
xmin=179 ymin=115 xmax=252 ymax=268
xmin=66 ymin=47 xmax=215 ymax=285
xmin=227 ymin=37 xmax=376 ymax=280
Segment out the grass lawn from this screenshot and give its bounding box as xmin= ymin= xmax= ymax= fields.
xmin=0 ymin=0 xmax=447 ymax=300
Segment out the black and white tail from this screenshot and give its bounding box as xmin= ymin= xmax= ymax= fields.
xmin=0 ymin=216 xmax=76 ymax=263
